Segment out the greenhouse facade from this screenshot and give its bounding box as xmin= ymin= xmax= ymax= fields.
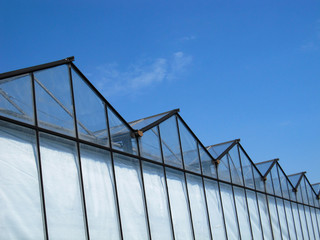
xmin=0 ymin=57 xmax=319 ymax=240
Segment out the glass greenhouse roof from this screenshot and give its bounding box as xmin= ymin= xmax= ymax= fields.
xmin=0 ymin=57 xmax=319 ymax=240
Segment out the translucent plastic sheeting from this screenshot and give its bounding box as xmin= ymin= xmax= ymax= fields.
xmin=305 ymin=206 xmax=316 ymax=239
xmin=113 ymin=154 xmax=149 ymax=240
xmin=139 ymin=127 xmax=162 ymax=162
xmin=108 ymin=108 xmax=138 ymax=155
xmin=142 ymin=162 xmax=173 ymax=240
xmin=227 ymin=146 xmax=243 ymax=185
xmin=0 ymin=121 xmax=44 ymax=239
xmin=267 ymin=196 xmax=282 ymax=239
xmin=276 ymin=198 xmax=290 ymax=240
xmin=186 ymin=174 xmax=211 ymax=240
xmin=284 ymin=200 xmax=297 ymax=240
xmin=34 ymin=65 xmax=75 ymax=136
xmin=159 ymin=116 xmax=183 ymax=168
xmin=178 ymin=119 xmax=201 ymax=173
xmin=80 ymin=144 xmax=120 ymax=240
xmin=246 ymin=190 xmax=263 ymax=240
xmin=72 ymin=69 xmax=109 ymax=146
xmin=239 ymin=148 xmax=255 ymax=189
xmin=204 ymin=179 xmax=227 ymax=240
xmin=291 ymin=202 xmax=304 ymax=240
xmin=233 ymin=187 xmax=252 ymax=240
xmin=298 ymin=204 xmax=310 ymax=239
xmin=220 ymin=183 xmax=240 ymax=240
xmin=199 ymin=144 xmax=217 ymax=178
xmin=0 ymin=74 xmax=34 ymax=124
xmin=39 ymin=133 xmax=86 ymax=239
xmin=217 ymin=155 xmax=231 ymax=182
xmin=165 ymin=168 xmax=193 ymax=240
xmin=257 ymin=193 xmax=273 ymax=239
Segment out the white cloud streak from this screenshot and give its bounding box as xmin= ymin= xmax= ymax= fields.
xmin=92 ymin=52 xmax=192 ymax=97
xmin=300 ymin=19 xmax=320 ymax=52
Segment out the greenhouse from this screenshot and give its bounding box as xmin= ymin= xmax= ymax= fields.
xmin=0 ymin=57 xmax=319 ymax=240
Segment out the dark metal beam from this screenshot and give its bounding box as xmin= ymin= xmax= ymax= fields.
xmin=138 ymin=109 xmax=180 ymax=133
xmin=0 ymin=57 xmax=74 ymax=80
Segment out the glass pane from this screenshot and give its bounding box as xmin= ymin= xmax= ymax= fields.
xmin=239 ymin=148 xmax=255 ymax=189
xmin=310 ymin=207 xmax=320 ymax=240
xmin=80 ymin=144 xmax=120 ymax=240
xmin=139 ymin=127 xmax=162 ymax=162
xmin=159 ymin=116 xmax=182 ymax=168
xmin=306 ymin=179 xmax=316 ymax=206
xmin=233 ymin=187 xmax=252 ymax=240
xmin=296 ymin=185 xmax=303 ymax=203
xmin=253 ymin=166 xmax=264 ymax=191
xmin=142 ymin=162 xmax=173 ymax=240
xmin=129 ymin=112 xmax=168 ymax=130
xmin=0 ymin=74 xmax=34 ymax=124
xmin=227 ymin=146 xmax=243 ymax=185
xmin=298 ymin=204 xmax=310 ymax=239
xmin=246 ymin=190 xmax=263 ymax=240
xmin=220 ymin=183 xmax=240 ymax=240
xmin=186 ymin=174 xmax=211 ymax=240
xmin=270 ymin=165 xmax=281 ymax=196
xmin=0 ymin=121 xmax=44 ymax=239
xmin=288 ymin=174 xmax=302 ymax=188
xmin=276 ymin=198 xmax=290 ymax=240
xmin=204 ymin=179 xmax=227 ymax=240
xmin=255 ymin=161 xmax=274 ymax=176
xmin=290 ymin=186 xmax=297 ymax=201
xmin=284 ymin=200 xmax=297 ymax=240
xmin=313 ymin=184 xmax=320 ymax=196
xmin=207 ymin=141 xmax=233 ymax=158
xmin=178 ymin=119 xmax=200 ymax=173
xmin=305 ymin=206 xmax=316 ymax=240
xmin=165 ymin=168 xmax=193 ymax=240
xmin=113 ymin=154 xmax=149 ymax=239
xmin=278 ymin=166 xmax=290 ymax=199
xmin=300 ymin=177 xmax=309 ymax=205
xmin=317 ymin=209 xmax=320 ymax=235
xmin=267 ymin=196 xmax=281 ymax=239
xmin=34 ymin=65 xmax=75 ymax=136
xmin=265 ymin=173 xmax=274 ymax=194
xmin=108 ymin=108 xmax=138 ymax=155
xmin=72 ymin=69 xmax=109 ymax=146
xmin=292 ymin=202 xmax=304 ymax=240
xmin=39 ymin=133 xmax=86 ymax=239
xmin=199 ymin=144 xmax=217 ymax=178
xmin=217 ymin=155 xmax=231 ymax=182
xmin=257 ymin=193 xmax=273 ymax=239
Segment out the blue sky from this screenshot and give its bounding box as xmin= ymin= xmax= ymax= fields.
xmin=1 ymin=0 xmax=320 ymax=183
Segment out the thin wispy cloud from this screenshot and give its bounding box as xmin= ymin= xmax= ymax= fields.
xmin=179 ymin=35 xmax=197 ymax=42
xmin=92 ymin=52 xmax=192 ymax=97
xmin=300 ymin=19 xmax=320 ymax=52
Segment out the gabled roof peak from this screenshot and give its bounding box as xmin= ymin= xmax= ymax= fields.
xmin=129 ymin=108 xmax=180 ymax=132
xmin=255 ymin=159 xmax=278 ymax=178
